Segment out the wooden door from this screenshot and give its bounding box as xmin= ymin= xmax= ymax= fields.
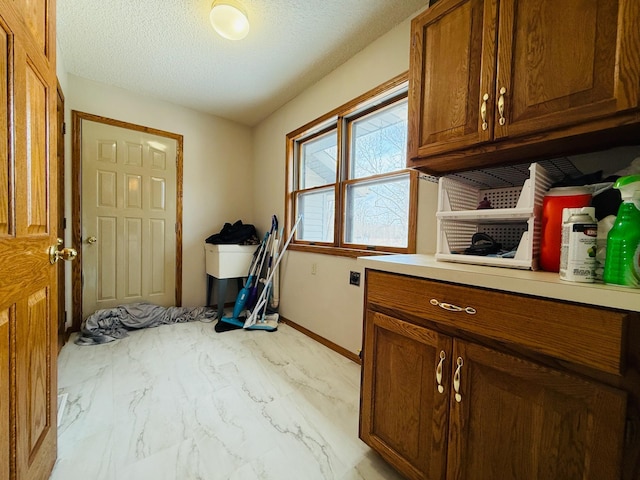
xmin=407 ymin=0 xmax=498 ymax=161
xmin=494 ymin=0 xmax=640 ymax=140
xmin=0 ymin=1 xmax=59 ymax=480
xmin=360 ymin=311 xmax=451 ymax=480
xmin=446 ymin=340 xmax=626 ymax=479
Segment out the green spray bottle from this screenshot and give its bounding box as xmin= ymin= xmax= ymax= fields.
xmin=603 ymin=174 xmax=640 ymax=287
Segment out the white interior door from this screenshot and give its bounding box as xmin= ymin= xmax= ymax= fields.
xmin=81 ymin=120 xmax=177 ymax=319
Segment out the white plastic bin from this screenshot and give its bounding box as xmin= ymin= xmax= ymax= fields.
xmin=204 ymin=243 xmax=256 ymax=278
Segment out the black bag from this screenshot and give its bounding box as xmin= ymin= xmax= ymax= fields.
xmin=464 ymin=233 xmax=501 ymax=256
xmin=206 ymin=220 xmax=258 ymax=245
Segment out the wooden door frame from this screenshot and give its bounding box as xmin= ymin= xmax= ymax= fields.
xmin=57 ymin=81 xmax=66 ymax=351
xmin=71 ymin=111 xmax=184 ymax=331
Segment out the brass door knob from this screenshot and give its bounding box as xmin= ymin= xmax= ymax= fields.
xmin=49 ymin=238 xmax=78 ymax=264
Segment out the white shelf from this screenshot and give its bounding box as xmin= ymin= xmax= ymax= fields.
xmin=437 ymin=207 xmax=533 ymax=222
xmin=436 ymin=163 xmax=554 ymax=270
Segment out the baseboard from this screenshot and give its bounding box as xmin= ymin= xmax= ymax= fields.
xmin=280 ymin=317 xmax=361 ymax=365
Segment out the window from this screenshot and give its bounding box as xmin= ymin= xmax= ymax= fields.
xmin=286 ymin=73 xmax=417 ymax=256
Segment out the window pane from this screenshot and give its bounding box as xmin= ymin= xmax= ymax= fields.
xmin=344 ymin=174 xmax=409 ymax=247
xmin=350 ymin=100 xmax=407 ymax=179
xmin=300 ymin=130 xmax=337 ymax=189
xmin=297 ymin=187 xmax=334 ymax=242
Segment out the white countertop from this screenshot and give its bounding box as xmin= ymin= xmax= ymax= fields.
xmin=357 ymin=254 xmax=640 ymax=312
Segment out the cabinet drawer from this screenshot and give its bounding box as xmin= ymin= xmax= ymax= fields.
xmin=366 ymin=270 xmax=627 ymax=375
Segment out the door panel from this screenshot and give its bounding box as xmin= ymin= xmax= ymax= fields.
xmin=0 ymin=24 xmax=8 ymax=236
xmin=22 ymin=0 xmax=48 ymax=54
xmin=408 ymin=0 xmax=497 ymax=159
xmin=25 ymin=64 xmax=48 ymax=233
xmin=95 ymin=215 xmax=116 ymax=302
xmin=19 ymin=289 xmax=50 ymax=451
xmin=124 ymin=217 xmax=142 ymax=298
xmin=150 ymin=218 xmax=166 ymax=294
xmin=360 ymin=311 xmax=451 ymax=480
xmin=447 ymin=340 xmax=626 ymax=479
xmin=495 ymin=0 xmax=630 ymax=139
xmin=81 ymin=120 xmax=177 ymax=318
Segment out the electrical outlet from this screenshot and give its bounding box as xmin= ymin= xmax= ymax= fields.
xmin=311 ymin=263 xmax=317 ymax=275
xmin=349 ymin=271 xmax=360 ymax=286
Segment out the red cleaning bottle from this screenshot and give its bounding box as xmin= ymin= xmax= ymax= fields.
xmin=540 ymin=187 xmax=592 ymax=272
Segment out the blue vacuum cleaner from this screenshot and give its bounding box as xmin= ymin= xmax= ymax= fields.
xmin=218 ymin=216 xmax=276 ymax=329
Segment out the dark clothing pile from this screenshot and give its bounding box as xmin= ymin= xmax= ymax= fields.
xmin=75 ymin=303 xmax=216 ymax=346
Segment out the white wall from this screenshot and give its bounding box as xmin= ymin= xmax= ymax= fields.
xmin=252 ymin=16 xmax=438 ymax=354
xmin=61 ymin=75 xmax=254 ymax=324
xmin=57 ymin=8 xmax=438 ymax=353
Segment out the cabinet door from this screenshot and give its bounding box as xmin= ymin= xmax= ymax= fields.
xmin=494 ymin=0 xmax=640 ymax=140
xmin=360 ymin=311 xmax=452 ymax=480
xmin=407 ymin=0 xmax=498 ymax=161
xmin=447 ymin=340 xmax=626 ymax=480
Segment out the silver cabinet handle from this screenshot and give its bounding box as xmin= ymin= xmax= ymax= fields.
xmin=430 ymin=299 xmax=476 ymax=315
xmin=498 ymin=87 xmax=507 ymax=126
xmin=453 ymin=357 xmax=464 ymax=403
xmin=436 ymin=350 xmax=446 ymax=394
xmin=480 ymin=93 xmax=489 ymax=131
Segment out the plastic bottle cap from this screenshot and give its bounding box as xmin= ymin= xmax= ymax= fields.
xmin=614 ymin=174 xmax=640 ymax=201
xmin=544 ymin=186 xmax=591 ymax=197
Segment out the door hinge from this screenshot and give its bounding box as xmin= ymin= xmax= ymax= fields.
xmin=62 ymin=121 xmax=67 ymax=135
xmin=63 ymin=217 xmax=67 ymax=229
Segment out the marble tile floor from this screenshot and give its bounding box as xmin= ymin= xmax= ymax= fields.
xmin=51 ymin=320 xmax=404 ymax=480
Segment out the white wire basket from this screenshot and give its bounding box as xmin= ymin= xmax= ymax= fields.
xmin=435 ymin=163 xmax=554 ymax=270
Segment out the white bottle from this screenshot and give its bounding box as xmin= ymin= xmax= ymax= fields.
xmin=559 ymin=207 xmax=597 ymax=283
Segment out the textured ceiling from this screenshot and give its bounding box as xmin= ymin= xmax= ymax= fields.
xmin=57 ymin=0 xmax=427 ymax=126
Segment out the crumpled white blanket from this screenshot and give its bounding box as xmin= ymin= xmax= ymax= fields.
xmin=75 ymin=302 xmax=216 ymax=346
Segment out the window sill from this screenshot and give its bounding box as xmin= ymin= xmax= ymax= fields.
xmin=288 ymin=244 xmax=413 ymax=258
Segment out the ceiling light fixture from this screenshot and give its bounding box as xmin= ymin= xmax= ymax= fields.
xmin=209 ymin=1 xmax=250 ymax=41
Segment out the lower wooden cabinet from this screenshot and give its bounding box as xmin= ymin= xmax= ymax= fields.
xmin=361 ymin=312 xmax=451 ymax=479
xmin=360 ymin=271 xmax=636 ymax=480
xmin=449 ymin=340 xmax=625 ymax=480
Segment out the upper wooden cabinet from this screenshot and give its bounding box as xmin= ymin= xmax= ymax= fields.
xmin=407 ymin=0 xmax=497 ymax=158
xmin=407 ymin=0 xmax=640 ymax=174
